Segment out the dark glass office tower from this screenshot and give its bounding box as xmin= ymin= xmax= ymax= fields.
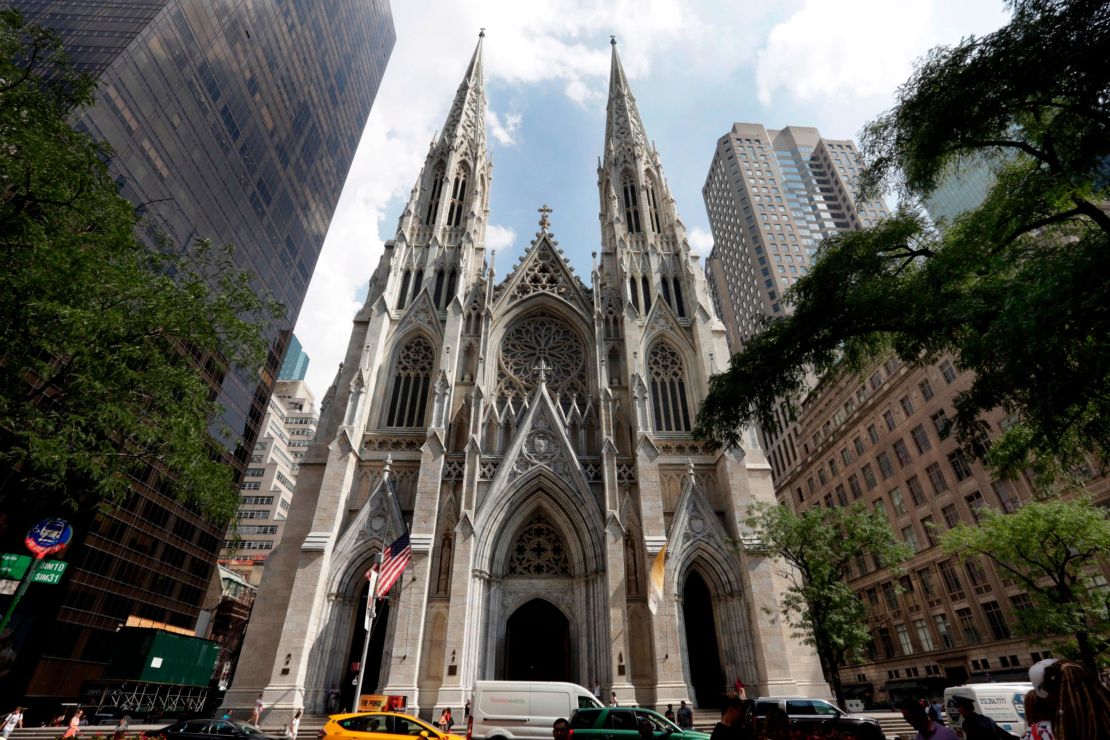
xmin=1 ymin=0 xmax=395 ymax=706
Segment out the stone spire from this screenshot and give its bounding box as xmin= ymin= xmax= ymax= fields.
xmin=440 ymin=30 xmax=487 ymax=155
xmin=604 ymin=37 xmax=649 ymax=166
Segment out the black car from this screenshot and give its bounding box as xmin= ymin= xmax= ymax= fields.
xmin=161 ymin=719 xmax=282 ymax=740
xmin=753 ymin=698 xmax=883 ymax=740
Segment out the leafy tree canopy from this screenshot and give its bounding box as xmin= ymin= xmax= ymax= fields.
xmin=0 ymin=11 xmax=283 ymax=522
xmin=696 ymin=0 xmax=1110 ymax=483
xmin=939 ymin=496 xmax=1110 ymax=671
xmin=745 ymin=501 xmax=912 ymax=709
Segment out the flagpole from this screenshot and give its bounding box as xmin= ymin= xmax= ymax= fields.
xmin=353 ymin=553 xmax=381 ymax=713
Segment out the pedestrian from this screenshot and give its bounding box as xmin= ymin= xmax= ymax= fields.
xmin=591 ymin=680 xmax=601 ymax=700
xmin=953 ymin=697 xmax=1006 ymax=740
xmin=251 ymin=693 xmax=264 ymax=726
xmin=1021 ymin=690 xmax=1054 ymax=740
xmin=609 ymin=692 xmax=618 ymax=708
xmin=929 ymin=698 xmax=946 ymax=726
xmin=553 ymin=718 xmax=570 ymax=740
xmin=709 ymin=696 xmax=754 ymax=740
xmin=664 ymin=704 xmax=675 ymax=722
xmin=439 ymin=708 xmax=452 ymax=732
xmin=113 ymin=715 xmax=130 ymax=740
xmin=898 ymin=699 xmax=957 ymax=740
xmin=464 ymin=700 xmax=471 ymax=719
xmin=327 ymin=684 xmax=339 ymax=714
xmin=1 ymin=707 xmax=23 ymax=740
xmin=1031 ymin=659 xmax=1110 ymax=740
xmin=287 ymin=708 xmax=303 ymax=740
xmin=676 ymin=701 xmax=693 ymax=730
xmin=222 ymin=710 xmax=233 ymax=721
xmin=62 ymin=710 xmax=83 ymax=738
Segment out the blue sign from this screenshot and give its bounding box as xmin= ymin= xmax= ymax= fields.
xmin=25 ymin=518 xmax=73 ymax=559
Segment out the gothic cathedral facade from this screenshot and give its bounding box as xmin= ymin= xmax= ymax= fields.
xmin=225 ymin=36 xmax=826 ymax=719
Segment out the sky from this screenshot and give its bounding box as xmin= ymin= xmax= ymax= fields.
xmin=293 ymin=0 xmax=1012 ymax=397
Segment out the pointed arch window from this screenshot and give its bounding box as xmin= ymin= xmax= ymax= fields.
xmin=396 ymin=270 xmax=412 ymax=310
xmin=629 ymin=276 xmax=641 ymax=314
xmin=645 ymin=174 xmax=662 ymax=233
xmin=425 ymin=162 xmax=446 ymax=225
xmin=622 ymin=173 xmax=642 ymax=234
xmin=432 ymin=267 xmax=458 ymax=310
xmin=641 ymin=275 xmax=652 ymax=312
xmin=386 ymin=335 xmax=435 ymax=427
xmin=662 ymin=275 xmax=687 ymax=318
xmin=648 ymin=343 xmax=691 ymax=433
xmin=446 ymin=164 xmax=470 ymax=228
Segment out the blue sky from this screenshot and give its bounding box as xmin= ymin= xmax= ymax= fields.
xmin=295 ymin=0 xmax=1012 ymax=397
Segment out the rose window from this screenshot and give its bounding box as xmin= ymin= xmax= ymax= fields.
xmin=506 ymin=513 xmax=570 ymax=576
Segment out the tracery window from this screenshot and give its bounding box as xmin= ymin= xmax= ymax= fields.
xmin=648 ymin=342 xmax=691 ymax=432
xmin=396 ymin=267 xmax=423 ymax=310
xmin=645 ymin=174 xmax=662 ymax=233
xmin=433 ymin=268 xmax=457 ymax=310
xmin=496 ymin=311 xmax=587 ymax=409
xmin=385 ymin=336 xmax=435 ymax=427
xmin=425 ymin=162 xmax=445 ymax=225
xmin=506 ymin=513 xmax=570 ymax=576
xmin=446 ymin=164 xmax=469 ymax=228
xmin=622 ymin=172 xmax=642 ymax=234
xmin=661 ymin=275 xmax=686 ymax=317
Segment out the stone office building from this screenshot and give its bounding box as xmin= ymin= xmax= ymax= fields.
xmin=223 ymin=37 xmax=828 ymax=721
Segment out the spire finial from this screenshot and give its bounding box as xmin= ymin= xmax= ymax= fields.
xmin=479 ymin=27 xmax=486 ymax=38
xmin=610 ymin=35 xmax=616 ymax=46
xmin=538 ymin=203 xmax=553 ymax=232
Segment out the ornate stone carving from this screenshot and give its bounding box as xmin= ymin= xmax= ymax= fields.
xmin=506 ymin=513 xmax=570 ymax=576
xmin=506 ymin=407 xmax=574 ymax=484
xmin=496 ymin=311 xmax=587 ymax=406
xmin=509 ymin=243 xmax=575 ymax=304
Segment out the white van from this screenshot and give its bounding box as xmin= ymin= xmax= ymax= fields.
xmin=943 ymin=683 xmax=1032 ymax=737
xmin=470 ymin=681 xmax=603 ymax=740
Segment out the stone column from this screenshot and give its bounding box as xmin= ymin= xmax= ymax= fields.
xmin=431 ymin=517 xmax=477 ymax=710
xmin=604 ymin=517 xmax=636 ymax=704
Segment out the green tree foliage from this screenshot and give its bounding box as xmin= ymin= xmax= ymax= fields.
xmin=939 ymin=497 xmax=1110 ymax=672
xmin=744 ymin=502 xmax=912 ymax=709
xmin=0 ymin=11 xmax=283 ymax=521
xmin=696 ymin=0 xmax=1110 ymax=482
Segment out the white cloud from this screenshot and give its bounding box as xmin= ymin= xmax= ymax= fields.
xmin=487 ymin=110 xmax=522 ymax=146
xmin=755 ymin=0 xmax=1009 ymax=107
xmin=686 ymin=226 xmax=713 ymax=256
xmin=485 ymin=224 xmax=517 ymax=252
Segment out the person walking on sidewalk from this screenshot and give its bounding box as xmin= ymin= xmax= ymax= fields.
xmin=62 ymin=710 xmax=83 ymax=738
xmin=112 ymin=715 xmax=130 ymax=740
xmin=251 ymin=694 xmax=264 ymax=727
xmin=287 ymin=709 xmax=303 ymax=740
xmin=1 ymin=708 xmax=23 ymax=740
xmin=676 ymin=701 xmax=693 ymax=730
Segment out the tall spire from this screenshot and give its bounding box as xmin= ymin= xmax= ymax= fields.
xmin=440 ymin=30 xmax=487 ymax=154
xmin=604 ymin=37 xmax=648 ymax=164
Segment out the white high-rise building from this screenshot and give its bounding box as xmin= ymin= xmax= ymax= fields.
xmin=223 ymin=37 xmax=827 ymax=722
xmin=704 ymin=124 xmax=888 ymax=352
xmin=220 ymin=379 xmax=318 ymax=585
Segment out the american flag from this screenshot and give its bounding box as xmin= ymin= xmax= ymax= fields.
xmin=375 ymin=532 xmax=411 ymax=598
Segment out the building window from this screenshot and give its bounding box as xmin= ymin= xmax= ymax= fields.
xmin=964 ymin=557 xmax=989 ymax=589
xmin=1010 ymin=593 xmax=1033 ymax=612
xmin=899 ymin=395 xmax=915 ymax=416
xmin=861 ymin=463 xmax=877 ymax=490
xmin=941 ymin=504 xmax=961 ymax=529
xmin=882 ymin=581 xmax=899 ymax=611
xmin=848 ymin=474 xmax=863 ymax=500
xmin=386 ymin=336 xmax=435 ymax=427
xmin=949 ymin=450 xmax=974 ymax=482
xmin=425 ymin=162 xmax=445 ymax=224
xmin=890 ymin=487 xmax=907 ymax=516
xmin=930 ymin=410 xmax=952 ymax=439
xmin=991 ymin=480 xmax=1021 ymax=513
xmin=902 ymin=525 xmax=919 ymax=553
xmin=645 ymin=175 xmax=662 ymax=233
xmin=939 ymin=359 xmax=958 ymax=384
xmin=841 ymin=447 xmax=853 ymax=466
xmin=911 ymin=424 xmax=932 ymax=454
xmin=622 ymin=172 xmax=642 ymax=234
xmin=893 ymin=439 xmax=913 ymax=467
xmin=914 ymin=619 xmax=935 ymax=651
xmin=867 ymin=424 xmax=880 ymax=444
xmin=853 ymin=436 xmax=866 ymax=455
xmin=918 ymin=378 xmax=935 ymax=401
xmin=877 ymin=452 xmax=895 ymax=479
xmin=907 ymin=475 xmax=927 ymax=506
xmin=921 ymin=515 xmax=938 ymax=547
xmin=895 ymin=623 xmax=914 ymax=655
xmin=446 ymin=164 xmax=470 ymax=228
xmin=648 ymin=343 xmax=691 ymax=432
xmin=396 ymin=267 xmax=424 ymax=310
xmin=883 ymin=409 xmax=896 ymax=431
xmin=926 ymin=462 xmax=949 ymax=494
xmin=938 ymin=559 xmax=965 ymax=600
xmin=917 ymin=567 xmax=936 ymax=598
xmin=965 ymin=490 xmax=988 ymax=522
xmin=934 ymin=613 xmax=956 ymax=648
xmin=629 ymin=276 xmax=641 ymax=313
xmin=956 ymin=607 xmax=981 ymax=644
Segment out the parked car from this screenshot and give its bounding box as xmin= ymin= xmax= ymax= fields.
xmin=320 ymin=712 xmax=464 ymax=740
xmin=568 ymin=707 xmax=709 ymax=740
xmin=470 ymin=681 xmax=602 ymax=740
xmin=162 ymin=719 xmax=282 ymax=740
xmin=753 ymin=697 xmax=882 ymax=740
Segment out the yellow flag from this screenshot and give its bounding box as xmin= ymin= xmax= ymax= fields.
xmin=647 ymin=543 xmax=667 ymax=615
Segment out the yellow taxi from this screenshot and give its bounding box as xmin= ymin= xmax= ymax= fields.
xmin=319 ymin=712 xmax=465 ymax=740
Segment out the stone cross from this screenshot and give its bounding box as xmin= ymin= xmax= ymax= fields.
xmin=533 ymin=358 xmax=550 ymax=382
xmin=538 ymin=204 xmax=552 ymax=232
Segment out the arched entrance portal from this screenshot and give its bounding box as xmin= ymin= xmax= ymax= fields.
xmin=683 ymin=570 xmax=724 ymax=707
xmin=505 ymin=599 xmax=571 ymax=681
xmin=340 ymin=581 xmax=391 ymax=712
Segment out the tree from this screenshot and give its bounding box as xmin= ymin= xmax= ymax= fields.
xmin=939 ymin=497 xmax=1110 ymax=672
xmin=696 ymin=0 xmax=1110 ymax=483
xmin=744 ymin=501 xmax=912 ymax=710
xmin=0 ymin=11 xmax=283 ymax=522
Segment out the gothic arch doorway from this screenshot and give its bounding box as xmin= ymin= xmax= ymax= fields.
xmin=340 ymin=580 xmax=391 ymax=712
xmin=682 ymin=570 xmax=724 ymax=707
xmin=504 ymin=599 xmax=571 ymax=681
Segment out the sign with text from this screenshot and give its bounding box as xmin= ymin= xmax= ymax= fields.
xmin=31 ymin=560 xmax=68 ymax=585
xmin=0 ymin=553 xmax=31 ymax=580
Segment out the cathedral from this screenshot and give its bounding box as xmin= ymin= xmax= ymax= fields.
xmin=225 ymin=35 xmax=826 ymax=720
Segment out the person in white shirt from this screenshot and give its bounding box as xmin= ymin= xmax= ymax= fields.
xmin=1 ymin=708 xmax=23 ymax=740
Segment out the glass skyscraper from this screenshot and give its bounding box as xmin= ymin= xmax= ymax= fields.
xmin=2 ymin=0 xmax=394 ymax=707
